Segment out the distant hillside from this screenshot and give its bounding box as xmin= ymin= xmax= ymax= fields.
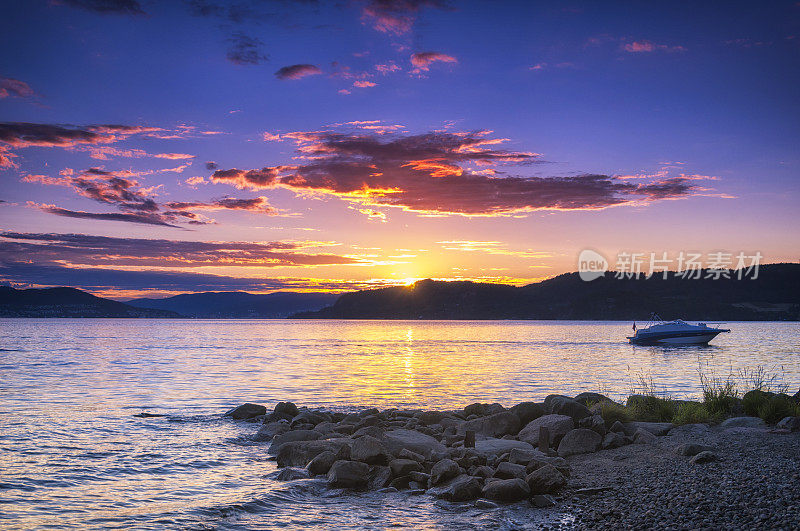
xmin=294 ymin=263 xmax=800 ymax=321
xmin=0 ymin=286 xmax=180 ymax=318
xmin=126 ymin=291 xmax=339 ymax=318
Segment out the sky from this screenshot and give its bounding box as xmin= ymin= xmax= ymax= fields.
xmin=0 ymin=0 xmax=798 ymax=298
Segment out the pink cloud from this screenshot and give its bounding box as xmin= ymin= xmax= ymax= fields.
xmin=361 ymin=0 xmax=449 ymax=35
xmin=353 ymin=80 xmax=377 ymax=88
xmin=622 ymin=40 xmax=686 ymax=53
xmin=0 ymin=77 xmax=35 ymax=99
xmin=154 ymin=153 xmax=196 ymax=160
xmin=410 ymin=51 xmax=457 ymax=73
xmin=274 ymin=64 xmax=323 ymax=80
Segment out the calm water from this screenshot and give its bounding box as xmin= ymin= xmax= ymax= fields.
xmin=1 ymin=319 xmax=798 ymax=529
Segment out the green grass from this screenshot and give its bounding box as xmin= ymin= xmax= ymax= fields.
xmin=672 ymin=402 xmax=713 ymax=425
xmin=757 ymin=395 xmax=800 ymax=425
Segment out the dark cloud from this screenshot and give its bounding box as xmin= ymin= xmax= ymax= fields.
xmin=226 ymin=32 xmax=269 ymax=65
xmin=210 ymin=128 xmax=704 ymax=215
xmin=35 ymin=205 xmax=182 ymax=227
xmin=0 ymin=78 xmax=36 ymax=99
xmin=0 ymin=232 xmax=359 ymax=268
xmin=59 ymin=0 xmax=146 ymax=15
xmin=205 ymin=161 xmax=219 ymax=170
xmin=361 ymin=0 xmax=450 ymax=34
xmin=0 ymin=122 xmax=159 ymax=148
xmin=275 ymin=64 xmax=322 ymax=80
xmin=165 ymin=196 xmax=277 ymax=214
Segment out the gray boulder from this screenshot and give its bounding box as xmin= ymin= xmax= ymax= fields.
xmin=253 ymin=420 xmax=290 ymax=442
xmin=274 ymin=401 xmax=299 ymax=417
xmin=381 ymin=429 xmax=447 ymax=459
xmin=306 ymin=450 xmax=337 ymax=475
xmin=351 ymin=435 xmax=390 ymax=465
xmin=518 ymin=414 xmax=574 ymax=447
xmin=327 ymin=460 xmax=369 ymax=488
xmin=509 ymin=402 xmax=545 ymax=426
xmin=428 ymin=474 xmax=482 ymax=501
xmin=557 ymin=428 xmax=601 ymax=457
xmin=674 ymin=443 xmax=714 ymax=456
xmin=458 ymin=411 xmax=521 ymax=438
xmin=276 ymin=467 xmax=310 ymax=481
xmin=544 ymin=395 xmax=591 ymax=421
xmin=224 ymin=403 xmax=266 ymax=420
xmin=494 ymin=461 xmax=527 ymax=480
xmin=276 ymin=438 xmax=351 ymax=467
xmin=368 ymin=465 xmax=393 ymax=489
xmin=720 ymin=417 xmax=766 ymax=428
xmin=482 ymin=478 xmax=530 ymax=502
xmin=474 ymin=438 xmax=535 ymax=457
xmin=430 ymin=458 xmax=460 ymax=486
xmin=398 ymin=448 xmax=426 ymax=463
xmin=531 ymin=494 xmax=557 ymax=508
xmin=508 ymin=447 xmax=542 ymax=465
xmin=690 ymin=451 xmax=718 ymax=464
xmin=609 ymin=420 xmax=625 ymax=433
xmin=463 ymin=403 xmax=505 ymax=417
xmin=776 ymin=416 xmax=800 ymax=431
xmin=578 ymin=414 xmax=607 ymax=436
xmin=389 ymin=458 xmax=422 ymax=477
xmin=418 ymin=410 xmax=449 ymax=425
xmin=268 ymin=429 xmax=321 ymax=455
xmin=601 ymin=431 xmax=627 ymax=450
xmin=291 ymin=409 xmax=329 ymax=427
xmin=573 ymin=392 xmax=614 ymax=406
xmin=526 ymin=464 xmax=566 ymax=494
xmin=633 ymin=428 xmax=657 ymax=444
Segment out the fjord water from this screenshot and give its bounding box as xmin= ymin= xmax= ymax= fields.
xmin=1 ymin=319 xmax=798 ymax=529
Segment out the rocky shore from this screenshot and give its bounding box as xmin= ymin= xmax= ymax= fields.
xmin=224 ymin=393 xmax=800 ymax=529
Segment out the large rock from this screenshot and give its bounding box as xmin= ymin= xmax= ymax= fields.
xmin=557 ymin=428 xmax=601 ymax=457
xmin=674 ymin=443 xmax=714 ymax=457
xmin=307 ymin=450 xmax=338 ymax=475
xmin=418 ymin=411 xmax=449 ymax=425
xmin=224 ymin=403 xmax=266 ymax=420
xmin=720 ymin=417 xmax=766 ymax=428
xmin=601 ymin=431 xmax=627 ymax=450
xmin=389 ymin=458 xmax=422 ymax=477
xmin=368 ymin=465 xmax=393 ymax=489
xmin=482 ymin=478 xmax=530 ymax=502
xmin=253 ymin=420 xmax=290 ymax=442
xmin=474 ymin=438 xmax=535 ymax=457
xmin=578 ymin=414 xmax=607 ymax=436
xmin=458 ymin=411 xmax=521 ymax=438
xmin=544 ymin=395 xmax=591 ymax=421
xmin=291 ymin=409 xmax=330 ymax=427
xmin=776 ymin=416 xmax=800 ymax=431
xmin=327 ymin=460 xmax=369 ymax=488
xmin=509 ymin=402 xmax=545 ymax=426
xmin=518 ymin=414 xmax=574 ymax=447
xmin=429 ymin=458 xmax=460 ymax=486
xmin=573 ymin=392 xmax=614 ymax=405
xmin=690 ymin=451 xmax=718 ymax=464
xmin=508 ymin=447 xmax=543 ymax=465
xmin=268 ymin=429 xmax=321 ymax=455
xmin=351 ymin=435 xmax=390 ymax=465
xmin=276 ymin=439 xmax=351 ymax=467
xmin=526 ymin=464 xmax=566 ymax=494
xmin=381 ymin=429 xmax=447 ymax=459
xmin=463 ymin=403 xmax=505 ymax=417
xmin=276 ymin=467 xmax=309 ymax=481
xmin=427 ymin=474 xmax=482 ymax=501
xmin=274 ymin=401 xmax=299 ymax=417
xmin=633 ymin=428 xmax=657 ymax=444
xmin=622 ymin=421 xmax=674 ymax=436
xmin=494 ymin=461 xmax=527 ymax=480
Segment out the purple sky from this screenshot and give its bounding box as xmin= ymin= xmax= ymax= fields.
xmin=0 ymin=0 xmax=798 ymax=297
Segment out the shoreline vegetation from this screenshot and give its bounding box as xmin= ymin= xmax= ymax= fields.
xmin=2 ymin=263 xmax=799 ymax=320
xmin=214 ymin=374 xmax=800 ymax=528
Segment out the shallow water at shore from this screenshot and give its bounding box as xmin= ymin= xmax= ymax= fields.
xmin=0 ymin=319 xmax=798 ymax=528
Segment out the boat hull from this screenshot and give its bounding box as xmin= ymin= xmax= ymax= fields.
xmin=627 ymin=330 xmax=728 ymax=346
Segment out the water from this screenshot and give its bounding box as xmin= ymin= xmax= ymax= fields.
xmin=0 ymin=319 xmax=798 ymax=529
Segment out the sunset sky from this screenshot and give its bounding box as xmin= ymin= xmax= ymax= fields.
xmin=1 ymin=0 xmax=798 ymax=298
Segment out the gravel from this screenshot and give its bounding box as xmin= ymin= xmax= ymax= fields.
xmin=556 ymin=426 xmax=800 ymax=530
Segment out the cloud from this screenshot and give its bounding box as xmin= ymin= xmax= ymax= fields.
xmin=0 ymin=122 xmax=160 ymax=148
xmin=622 ymin=40 xmax=686 ymax=53
xmin=275 ymin=64 xmax=323 ymax=80
xmin=210 ymin=126 xmax=708 ymax=216
xmin=205 ymin=161 xmax=219 ymax=170
xmin=58 ymin=0 xmax=146 ymax=15
xmin=0 ymin=77 xmax=36 ymax=99
xmin=410 ymin=51 xmax=457 ymax=73
xmin=154 ymin=152 xmax=196 ymax=160
xmin=375 ymin=61 xmax=401 ymax=74
xmin=361 ymin=0 xmax=449 ymax=35
xmin=165 ymin=196 xmax=277 ymax=214
xmin=353 ymin=80 xmax=377 ymax=88
xmin=24 ymin=166 xmax=278 ymax=227
xmin=227 ymin=32 xmax=269 ymax=65
xmin=0 ymin=232 xmax=360 ymax=269
xmin=32 ymin=204 xmax=182 ymax=227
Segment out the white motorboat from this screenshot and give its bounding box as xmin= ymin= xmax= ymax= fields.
xmin=627 ymin=317 xmax=730 ymax=345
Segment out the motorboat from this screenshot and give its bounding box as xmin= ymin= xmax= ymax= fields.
xmin=627 ymin=317 xmax=730 ymax=345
